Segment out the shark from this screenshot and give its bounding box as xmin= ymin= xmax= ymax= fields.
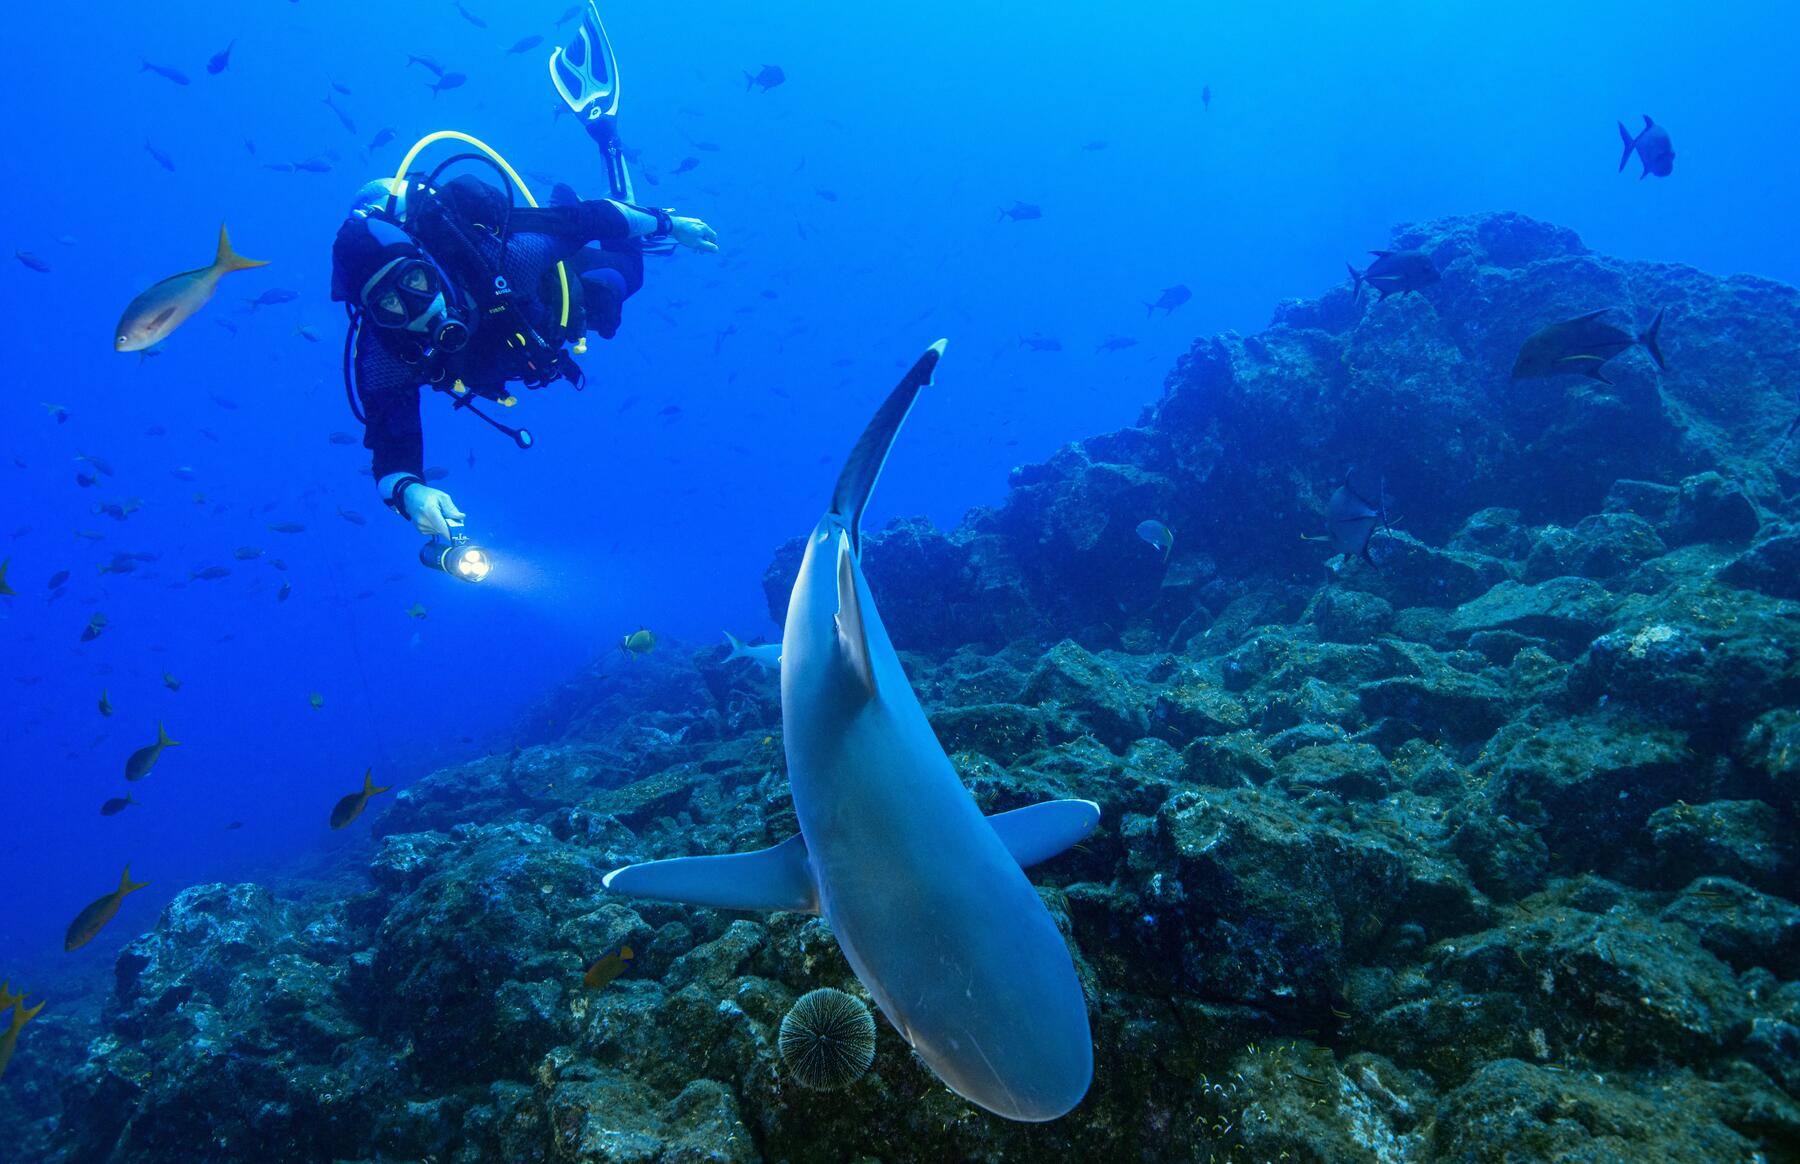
xmin=722 ymin=630 xmax=783 ymax=671
xmin=603 ymin=341 xmax=1099 ymax=1121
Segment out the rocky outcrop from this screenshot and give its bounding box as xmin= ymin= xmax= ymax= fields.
xmin=40 ymin=213 xmax=1800 ymax=1162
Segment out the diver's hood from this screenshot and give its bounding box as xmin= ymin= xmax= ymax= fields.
xmin=331 ymin=213 xmax=425 ymax=304
xmin=351 ymin=177 xmax=414 ymax=223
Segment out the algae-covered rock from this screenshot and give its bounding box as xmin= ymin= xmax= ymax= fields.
xmin=1644 ymin=799 xmax=1796 ymax=895
xmin=1573 ymin=579 xmax=1800 ymax=737
xmin=1739 ymin=708 xmax=1800 ymax=816
xmin=1150 ymin=671 xmax=1250 ymax=741
xmin=1669 ymin=470 xmax=1762 ymax=546
xmin=370 ymin=823 xmax=601 ymax=1083
xmin=1659 ymin=877 xmax=1800 ymax=975
xmin=1447 ymin=576 xmax=1617 ymax=653
xmin=1483 ymin=716 xmax=1693 ymax=860
xmin=1433 ymin=1058 xmax=1770 ymax=1162
xmin=1720 ymin=523 xmax=1800 ymax=601
xmin=1018 ymin=640 xmax=1149 ymax=750
xmin=1522 ymin=512 xmax=1667 ymax=583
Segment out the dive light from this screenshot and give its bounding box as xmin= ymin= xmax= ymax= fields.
xmin=422 ymin=533 xmax=492 ymax=583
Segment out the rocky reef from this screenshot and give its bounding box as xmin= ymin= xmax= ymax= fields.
xmin=33 ymin=213 xmax=1800 ymax=1161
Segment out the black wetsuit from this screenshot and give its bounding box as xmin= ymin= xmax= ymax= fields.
xmin=338 ymin=175 xmax=652 ymax=482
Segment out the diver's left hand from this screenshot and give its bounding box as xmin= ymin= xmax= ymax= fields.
xmin=669 ymin=216 xmax=718 ymax=253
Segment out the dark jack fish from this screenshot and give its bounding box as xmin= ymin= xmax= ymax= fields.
xmin=745 ymin=64 xmax=786 ymax=92
xmin=1617 ymin=115 xmax=1674 ymax=178
xmin=998 ymin=200 xmax=1042 ymax=222
xmin=1348 ymin=250 xmax=1438 ymax=301
xmin=1321 ymin=471 xmax=1391 ymax=568
xmin=1512 ymin=308 xmax=1665 ymax=385
xmin=140 ymin=59 xmax=190 ymax=86
xmin=207 ymin=41 xmax=234 ymax=75
xmin=1144 ymin=284 xmax=1191 ymax=317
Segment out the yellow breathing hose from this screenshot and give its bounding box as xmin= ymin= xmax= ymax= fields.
xmin=391 ymin=130 xmax=572 ymax=331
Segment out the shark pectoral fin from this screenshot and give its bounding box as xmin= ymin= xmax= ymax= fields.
xmin=835 ymin=538 xmax=878 ymax=700
xmin=602 ymin=832 xmax=818 ymax=914
xmin=987 ymin=799 xmax=1101 ymax=868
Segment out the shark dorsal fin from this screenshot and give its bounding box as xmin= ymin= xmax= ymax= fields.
xmin=836 ymin=537 xmax=878 ymax=700
xmin=829 ymin=340 xmax=944 ymax=553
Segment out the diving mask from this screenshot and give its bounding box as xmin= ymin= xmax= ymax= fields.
xmin=361 ymin=257 xmax=471 ymax=353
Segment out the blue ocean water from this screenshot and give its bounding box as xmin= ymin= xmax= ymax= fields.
xmin=3 ymin=0 xmax=1799 ymax=1143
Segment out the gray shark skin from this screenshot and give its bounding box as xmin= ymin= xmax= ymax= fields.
xmin=603 ymin=341 xmax=1098 ymax=1122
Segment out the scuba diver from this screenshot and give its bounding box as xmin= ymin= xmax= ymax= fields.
xmin=330 ymin=4 xmax=716 ymax=546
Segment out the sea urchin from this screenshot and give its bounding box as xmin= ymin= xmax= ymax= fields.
xmin=778 ymin=987 xmax=877 ymax=1090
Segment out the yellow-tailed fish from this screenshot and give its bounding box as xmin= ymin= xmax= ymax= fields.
xmin=0 ymin=996 xmax=45 ymax=1080
xmin=620 ymin=628 xmax=656 ymax=658
xmin=65 ymin=865 xmax=150 ymax=951
xmin=329 ymin=768 xmax=391 ymax=829
xmin=114 ymin=225 xmax=268 ymax=352
xmin=125 ymin=721 xmax=179 ymax=781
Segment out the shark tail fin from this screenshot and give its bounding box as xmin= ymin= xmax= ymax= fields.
xmin=829 ymin=340 xmax=945 ymax=551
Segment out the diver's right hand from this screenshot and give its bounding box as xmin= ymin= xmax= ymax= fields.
xmin=403 ymin=484 xmax=465 ymax=539
xmin=669 ymin=216 xmax=719 ymax=253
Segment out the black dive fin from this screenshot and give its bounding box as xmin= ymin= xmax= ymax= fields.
xmin=829 ymin=340 xmax=945 ymax=552
xmin=602 ymin=832 xmax=818 ymax=913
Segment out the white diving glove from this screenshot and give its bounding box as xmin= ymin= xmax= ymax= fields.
xmin=403 ymin=484 xmax=465 ymax=539
xmin=669 ymin=216 xmax=719 ymax=253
